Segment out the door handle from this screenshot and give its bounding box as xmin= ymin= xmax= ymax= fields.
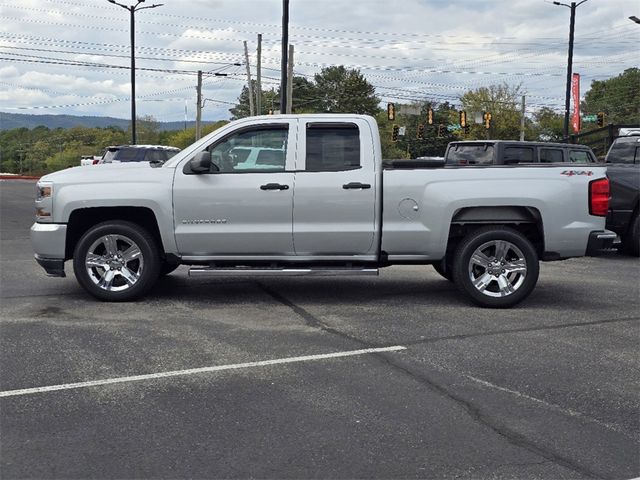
xmin=260 ymin=183 xmax=289 ymax=191
xmin=343 ymin=182 xmax=371 ymax=190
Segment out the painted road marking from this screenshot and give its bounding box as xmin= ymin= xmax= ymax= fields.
xmin=0 ymin=346 xmax=406 ymax=398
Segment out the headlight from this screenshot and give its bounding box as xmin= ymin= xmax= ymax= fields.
xmin=37 ymin=182 xmax=53 ymax=201
xmin=35 ymin=181 xmax=54 ymax=220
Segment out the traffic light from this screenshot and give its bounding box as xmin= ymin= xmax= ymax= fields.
xmin=459 ymin=110 xmax=467 ymax=128
xmin=387 ymin=103 xmax=396 ymax=121
xmin=417 ymin=123 xmax=425 ymax=140
xmin=391 ymin=124 xmax=399 ymax=142
xmin=437 ymin=124 xmax=445 ymax=138
xmin=597 ymin=112 xmax=605 ymax=127
xmin=484 ymin=112 xmax=492 ymax=129
xmin=427 ymin=107 xmax=434 ymax=125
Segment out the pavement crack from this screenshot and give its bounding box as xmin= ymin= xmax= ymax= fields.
xmin=256 ymin=282 xmax=610 ymax=480
xmin=400 ymin=316 xmax=639 ymax=346
xmin=374 ymin=354 xmax=607 ymax=480
xmin=255 ymin=281 xmax=373 ymax=348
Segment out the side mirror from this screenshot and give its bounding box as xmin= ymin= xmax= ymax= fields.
xmin=185 ymin=151 xmax=218 ymax=174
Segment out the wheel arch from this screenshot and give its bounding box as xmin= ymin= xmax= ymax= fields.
xmin=444 ymin=206 xmax=545 ymax=260
xmin=65 ymin=207 xmax=164 ymax=260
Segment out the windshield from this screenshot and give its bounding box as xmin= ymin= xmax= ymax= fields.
xmin=446 ymin=144 xmax=495 ymax=165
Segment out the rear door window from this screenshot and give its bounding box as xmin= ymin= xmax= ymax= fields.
xmin=446 ymin=144 xmax=494 ymax=165
xmin=114 ymin=148 xmax=140 ymax=162
xmin=305 ymin=123 xmax=360 ymax=171
xmin=504 ymin=147 xmax=534 ymax=164
xmin=540 ymin=148 xmax=564 ymax=163
xmin=569 ymin=150 xmax=592 ymax=163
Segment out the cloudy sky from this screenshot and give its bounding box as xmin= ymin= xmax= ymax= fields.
xmin=0 ymin=0 xmax=638 ymax=123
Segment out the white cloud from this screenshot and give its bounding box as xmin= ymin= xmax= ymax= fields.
xmin=0 ymin=0 xmax=637 ymax=120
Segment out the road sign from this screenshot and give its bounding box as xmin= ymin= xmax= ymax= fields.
xmin=583 ymin=114 xmax=597 ymax=122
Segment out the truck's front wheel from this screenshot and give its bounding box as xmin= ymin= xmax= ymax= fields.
xmin=452 ymin=227 xmax=539 ymax=308
xmin=73 ymin=221 xmax=161 ymax=301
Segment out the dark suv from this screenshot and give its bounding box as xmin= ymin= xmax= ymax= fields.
xmin=101 ymin=145 xmax=180 ymax=164
xmin=445 ymin=141 xmax=597 ymax=165
xmin=605 ymin=135 xmax=640 ymax=256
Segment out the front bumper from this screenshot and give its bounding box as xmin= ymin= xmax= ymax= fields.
xmin=585 ymin=230 xmax=617 ymax=256
xmin=31 ymin=222 xmax=67 ymax=277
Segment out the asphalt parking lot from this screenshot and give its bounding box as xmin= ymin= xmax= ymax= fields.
xmin=1 ymin=178 xmax=639 ymax=479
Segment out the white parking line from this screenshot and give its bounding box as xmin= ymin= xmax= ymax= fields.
xmin=0 ymin=346 xmax=406 ymax=398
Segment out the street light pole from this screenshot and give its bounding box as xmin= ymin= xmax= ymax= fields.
xmin=553 ymin=0 xmax=589 ymax=140
xmin=107 ymin=0 xmax=163 ymax=145
xmin=280 ymin=0 xmax=289 ymax=114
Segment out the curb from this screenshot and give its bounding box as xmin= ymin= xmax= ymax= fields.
xmin=0 ymin=175 xmax=41 ymax=180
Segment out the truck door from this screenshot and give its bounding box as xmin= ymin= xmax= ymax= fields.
xmin=173 ymin=121 xmax=296 ymax=256
xmin=293 ymin=120 xmax=377 ymax=256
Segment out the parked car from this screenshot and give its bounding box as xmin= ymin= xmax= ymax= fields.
xmin=80 ymin=155 xmax=102 ymax=166
xmin=605 ymin=134 xmax=640 ymax=256
xmin=445 ymin=140 xmax=597 ymax=166
xmin=99 ymin=145 xmax=181 ymax=164
xmin=31 ymin=114 xmax=614 ymax=308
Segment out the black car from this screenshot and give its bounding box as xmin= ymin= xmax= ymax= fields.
xmin=445 ymin=140 xmax=597 ymax=165
xmin=100 ymin=145 xmax=181 ymax=164
xmin=605 ymin=135 xmax=640 ymax=256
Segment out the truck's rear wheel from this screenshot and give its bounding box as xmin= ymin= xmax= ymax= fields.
xmin=73 ymin=221 xmax=160 ymax=301
xmin=452 ymin=227 xmax=539 ymax=308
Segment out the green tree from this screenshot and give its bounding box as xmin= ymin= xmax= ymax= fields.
xmin=460 ymin=83 xmax=523 ymax=140
xmin=531 ymin=107 xmax=564 ymax=142
xmin=581 ymin=68 xmax=640 ymax=125
xmin=313 ymin=66 xmax=380 ymax=115
xmin=164 ymin=121 xmax=228 ymax=149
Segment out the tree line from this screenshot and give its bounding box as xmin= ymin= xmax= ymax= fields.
xmin=1 ymin=67 xmax=636 ymax=174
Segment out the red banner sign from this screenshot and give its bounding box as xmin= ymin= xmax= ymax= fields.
xmin=572 ymin=73 xmax=581 ymax=133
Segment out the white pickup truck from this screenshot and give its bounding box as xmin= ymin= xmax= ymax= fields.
xmin=31 ymin=114 xmax=615 ymax=307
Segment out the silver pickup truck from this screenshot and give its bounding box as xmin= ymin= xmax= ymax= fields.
xmin=31 ymin=114 xmax=615 ymax=307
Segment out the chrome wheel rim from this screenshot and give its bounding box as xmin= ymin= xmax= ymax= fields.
xmin=468 ymin=240 xmax=527 ymax=298
xmin=85 ymin=234 xmax=144 ymax=292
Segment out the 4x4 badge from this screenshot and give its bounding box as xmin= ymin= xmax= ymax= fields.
xmin=561 ymin=170 xmax=594 ymax=177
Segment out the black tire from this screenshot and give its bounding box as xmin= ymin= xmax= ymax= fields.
xmin=452 ymin=226 xmax=539 ymax=308
xmin=72 ymin=221 xmax=161 ymax=301
xmin=432 ymin=258 xmax=454 ymax=282
xmin=622 ymin=213 xmax=639 ymax=257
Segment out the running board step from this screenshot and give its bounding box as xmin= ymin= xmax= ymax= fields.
xmin=188 ymin=267 xmax=379 ymax=277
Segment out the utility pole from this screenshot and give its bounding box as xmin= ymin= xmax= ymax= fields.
xmin=195 ymin=70 xmax=202 ymax=140
xmin=286 ymin=44 xmax=294 ymax=114
xmin=280 ymin=0 xmax=289 ymax=114
xmin=243 ymin=41 xmax=255 ymax=116
xmin=107 ymin=0 xmax=163 ymax=145
xmin=553 ymin=0 xmax=589 ymax=140
xmin=256 ymin=34 xmax=262 ymax=115
xmin=520 ymin=95 xmax=526 ymax=141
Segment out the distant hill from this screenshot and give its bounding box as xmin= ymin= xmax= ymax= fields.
xmin=0 ymin=112 xmax=202 ymax=131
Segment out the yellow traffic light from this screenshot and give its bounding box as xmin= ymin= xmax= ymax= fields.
xmin=427 ymin=107 xmax=434 ymax=125
xmin=417 ymin=123 xmax=425 ymax=140
xmin=391 ymin=124 xmax=399 ymax=142
xmin=597 ymin=112 xmax=605 ymax=128
xmin=459 ymin=110 xmax=467 ymax=128
xmin=387 ymin=103 xmax=396 ymax=121
xmin=484 ymin=112 xmax=492 ymax=129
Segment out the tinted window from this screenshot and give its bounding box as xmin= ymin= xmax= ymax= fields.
xmin=446 ymin=144 xmax=494 ymax=165
xmin=144 ymin=150 xmax=165 ymax=163
xmin=606 ymin=142 xmax=637 ymax=164
xmin=569 ymin=150 xmax=592 ymax=163
xmin=306 ymin=124 xmax=360 ymax=171
xmin=540 ymin=148 xmax=564 ymax=163
xmin=113 ymin=148 xmax=142 ymax=162
xmin=504 ymin=147 xmax=534 ymax=164
xmin=165 ymin=150 xmax=179 ymax=159
xmin=207 ymin=126 xmax=288 ymax=173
